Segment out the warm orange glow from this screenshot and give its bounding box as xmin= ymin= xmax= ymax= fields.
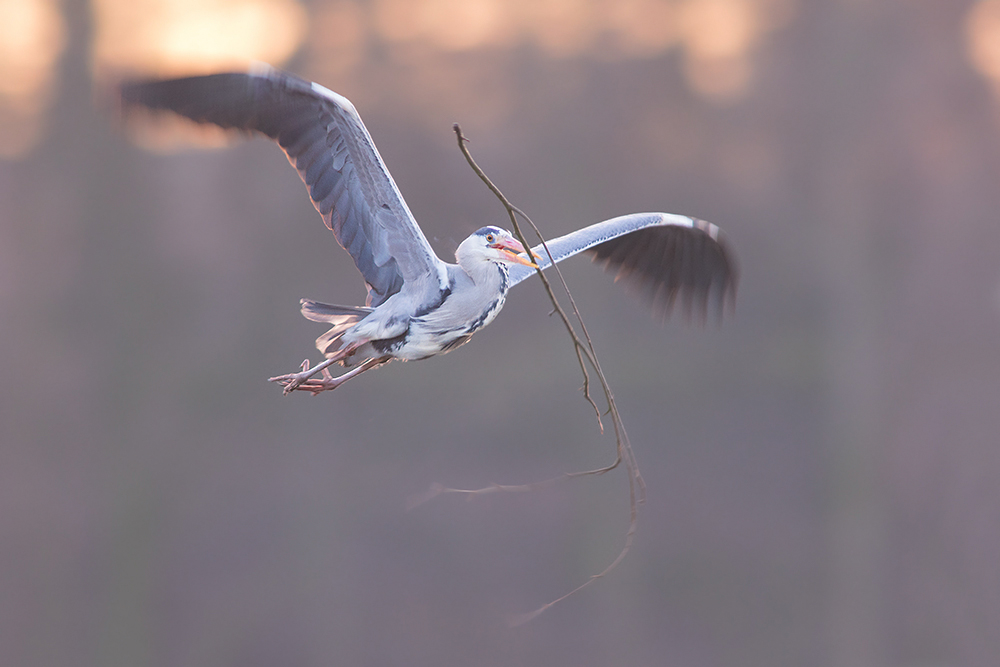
xmin=92 ymin=0 xmax=308 ymax=77
xmin=346 ymin=0 xmax=795 ymax=103
xmin=519 ymin=0 xmax=599 ymax=58
xmin=0 ymin=0 xmax=64 ymax=102
xmin=309 ymin=0 xmax=368 ymax=79
xmin=373 ymin=0 xmax=512 ymax=52
xmin=363 ymin=0 xmax=793 ymax=65
xmin=678 ymin=0 xmax=757 ymax=60
xmin=601 ymin=0 xmax=678 ymax=59
xmin=676 ymin=0 xmax=765 ymax=101
xmin=422 ymin=0 xmax=511 ymax=52
xmin=966 ymin=0 xmax=1000 ymax=97
xmin=0 ymin=0 xmax=65 ymax=158
xmin=94 ymin=0 xmax=308 ymax=151
xmin=105 ymin=0 xmax=800 ymax=154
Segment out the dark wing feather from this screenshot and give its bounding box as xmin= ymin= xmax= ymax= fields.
xmin=120 ymin=66 xmax=447 ymax=307
xmin=507 ymin=213 xmax=737 ymax=318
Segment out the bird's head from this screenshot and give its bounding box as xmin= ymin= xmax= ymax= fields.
xmin=457 ymin=226 xmax=539 ymax=268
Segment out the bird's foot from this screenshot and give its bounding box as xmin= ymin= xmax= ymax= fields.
xmin=269 ymin=358 xmax=339 ymax=395
xmin=269 ymin=353 xmax=385 ymax=396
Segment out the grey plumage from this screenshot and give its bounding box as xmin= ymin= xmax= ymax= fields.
xmin=119 ymin=65 xmax=738 ymax=394
xmin=508 ymin=213 xmax=736 ymax=319
xmin=121 ymin=67 xmax=446 ymax=310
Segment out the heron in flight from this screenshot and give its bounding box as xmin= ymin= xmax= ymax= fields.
xmin=120 ymin=65 xmax=736 ymax=395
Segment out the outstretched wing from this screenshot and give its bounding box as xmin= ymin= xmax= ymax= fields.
xmin=120 ymin=65 xmax=448 ymax=308
xmin=507 ymin=213 xmax=737 ymax=318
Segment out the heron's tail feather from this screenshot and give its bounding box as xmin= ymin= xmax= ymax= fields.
xmin=300 ymin=299 xmax=372 ymax=323
xmin=300 ymin=299 xmax=372 ymax=357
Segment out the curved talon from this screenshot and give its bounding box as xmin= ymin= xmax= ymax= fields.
xmin=268 ymin=354 xmax=388 ymax=396
xmin=268 ymin=356 xmax=339 ymax=394
xmin=268 ymin=372 xmax=303 ymax=394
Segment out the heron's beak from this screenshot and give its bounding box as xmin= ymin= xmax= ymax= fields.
xmin=491 ymin=237 xmax=541 ymax=268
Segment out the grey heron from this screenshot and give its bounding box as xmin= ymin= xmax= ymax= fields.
xmin=119 ymin=65 xmax=737 ymax=395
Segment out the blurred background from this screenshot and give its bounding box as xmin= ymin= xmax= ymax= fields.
xmin=3 ymin=0 xmax=1000 ymax=665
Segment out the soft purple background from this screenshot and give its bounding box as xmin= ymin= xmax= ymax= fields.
xmin=3 ymin=1 xmax=1000 ymax=665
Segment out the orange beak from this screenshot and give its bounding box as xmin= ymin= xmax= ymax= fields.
xmin=490 ymin=236 xmax=540 ymax=268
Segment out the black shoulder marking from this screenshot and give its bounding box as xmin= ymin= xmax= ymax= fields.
xmin=465 ymin=296 xmax=502 ymax=333
xmin=412 ymin=284 xmax=453 ymax=319
xmin=372 ymin=327 xmax=409 ymax=355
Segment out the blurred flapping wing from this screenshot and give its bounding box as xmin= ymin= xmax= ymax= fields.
xmin=120 ymin=66 xmax=448 ymax=307
xmin=507 ymin=213 xmax=737 ymax=319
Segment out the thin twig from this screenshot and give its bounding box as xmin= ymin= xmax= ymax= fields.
xmin=433 ymin=123 xmax=645 ymax=623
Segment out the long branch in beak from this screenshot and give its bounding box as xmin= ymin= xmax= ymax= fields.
xmin=490 ymin=236 xmax=541 ymax=268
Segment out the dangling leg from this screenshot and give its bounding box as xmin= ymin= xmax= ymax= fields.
xmin=268 ymin=341 xmax=364 ymax=394
xmin=277 ymin=356 xmax=391 ymax=395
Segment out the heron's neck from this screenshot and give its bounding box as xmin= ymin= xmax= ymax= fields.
xmin=457 ymin=256 xmax=509 ymax=295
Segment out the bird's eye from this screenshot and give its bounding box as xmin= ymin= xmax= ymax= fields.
xmin=485 ymin=233 xmax=495 ymax=243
